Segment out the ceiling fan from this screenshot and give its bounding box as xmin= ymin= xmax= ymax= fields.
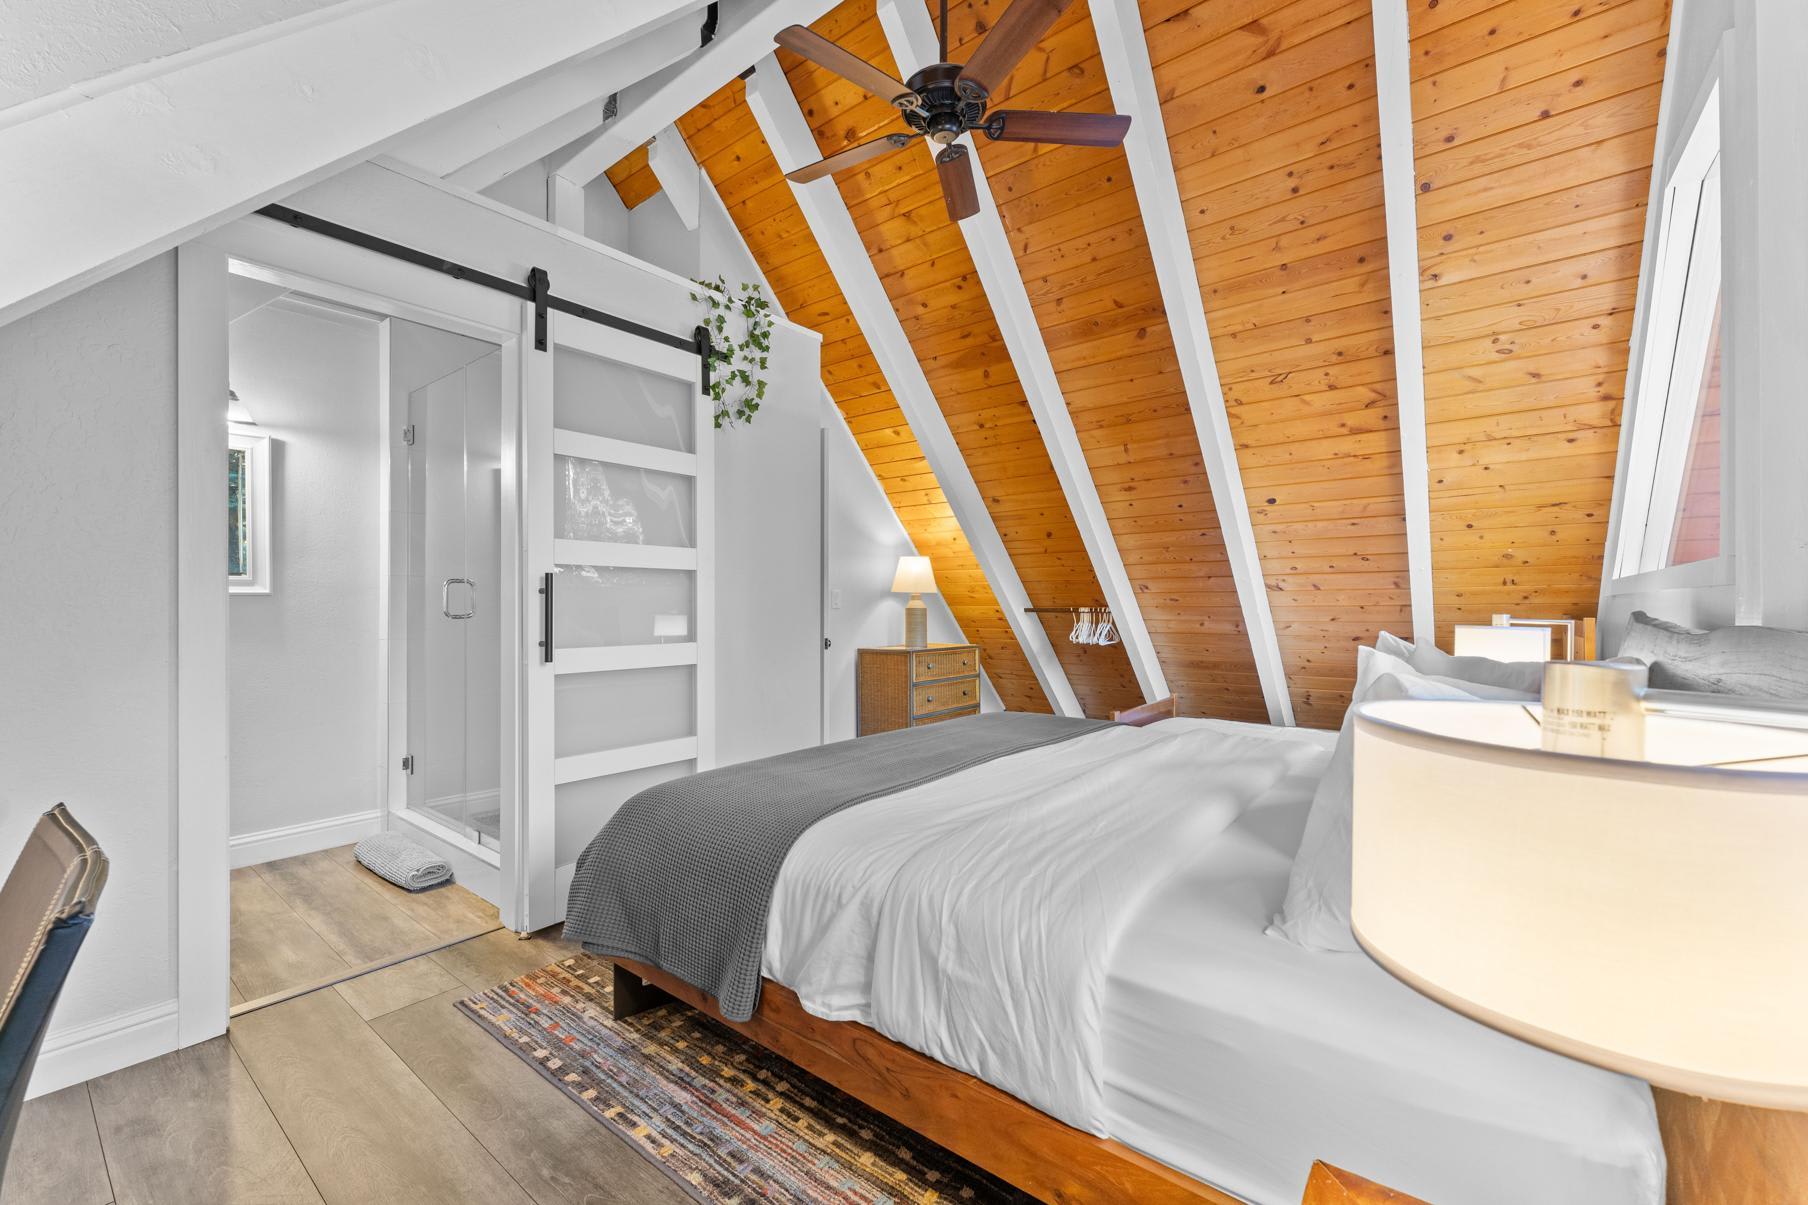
xmin=774 ymin=0 xmax=1131 ymax=221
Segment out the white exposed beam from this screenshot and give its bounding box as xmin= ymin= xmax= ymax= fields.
xmin=390 ymin=6 xmax=707 ymax=190
xmin=648 ymin=125 xmax=704 ymax=231
xmin=877 ymin=0 xmax=1168 ymax=705
xmin=553 ymin=0 xmax=838 ymax=191
xmin=743 ymin=53 xmax=1084 ymax=717
xmin=1089 ymin=0 xmax=1296 ymax=725
xmin=0 ymin=0 xmax=703 ymax=328
xmin=1369 ymin=0 xmax=1437 ymax=646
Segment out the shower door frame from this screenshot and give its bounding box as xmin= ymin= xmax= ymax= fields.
xmin=179 ymin=215 xmax=535 ymax=1056
xmin=388 ymin=340 xmax=510 ymax=862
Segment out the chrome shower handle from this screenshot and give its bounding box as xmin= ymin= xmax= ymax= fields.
xmin=442 ymin=577 xmax=476 ymax=619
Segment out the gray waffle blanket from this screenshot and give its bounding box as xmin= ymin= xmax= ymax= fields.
xmin=563 ymin=711 xmax=1113 ymax=1020
xmin=354 ymin=832 xmax=452 ymax=891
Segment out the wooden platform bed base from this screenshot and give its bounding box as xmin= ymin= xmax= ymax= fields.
xmin=611 ymin=959 xmax=1421 ymax=1205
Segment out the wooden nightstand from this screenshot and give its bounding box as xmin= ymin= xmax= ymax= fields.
xmin=856 ymin=644 xmax=980 ymax=735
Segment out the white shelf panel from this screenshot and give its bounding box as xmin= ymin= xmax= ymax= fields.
xmin=553 ymin=736 xmax=698 ymax=786
xmin=553 ymin=427 xmax=699 ymax=478
xmin=554 ymin=538 xmax=697 ymax=571
xmin=554 ymin=642 xmax=698 ymax=675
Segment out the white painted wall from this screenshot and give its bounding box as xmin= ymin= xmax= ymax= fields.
xmin=226 ymin=299 xmax=383 ymax=840
xmin=714 ymin=322 xmax=825 ymax=767
xmin=0 ymin=0 xmax=341 ymax=110
xmin=820 ymin=401 xmax=1001 ymax=742
xmin=0 ymin=254 xmax=180 ymax=1066
xmin=1598 ymin=0 xmax=1808 ymax=648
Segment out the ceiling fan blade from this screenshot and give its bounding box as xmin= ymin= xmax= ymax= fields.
xmin=936 ymin=145 xmax=980 ymax=222
xmin=982 ymin=109 xmax=1131 ymax=147
xmin=955 ymin=0 xmax=1074 ymax=101
xmin=775 ymin=25 xmax=919 ymax=109
xmin=786 ymin=132 xmax=919 ymax=184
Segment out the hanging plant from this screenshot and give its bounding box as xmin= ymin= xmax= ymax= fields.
xmin=691 ymin=276 xmax=774 ymax=429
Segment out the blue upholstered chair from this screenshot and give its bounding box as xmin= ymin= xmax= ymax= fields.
xmin=0 ymin=804 xmax=107 ymax=1176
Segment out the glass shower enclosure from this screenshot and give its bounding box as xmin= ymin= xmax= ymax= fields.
xmin=404 ymin=350 xmax=504 ymax=848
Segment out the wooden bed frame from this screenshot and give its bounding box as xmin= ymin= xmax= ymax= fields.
xmin=611 ymin=957 xmax=1245 ymax=1204
xmin=605 ymin=693 xmax=1420 ymax=1205
xmin=605 ymin=691 xmax=1785 ymax=1203
xmin=613 ymin=959 xmax=1429 ymax=1204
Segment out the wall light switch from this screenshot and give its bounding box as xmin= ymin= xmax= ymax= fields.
xmin=830 ymin=589 xmax=842 ymax=610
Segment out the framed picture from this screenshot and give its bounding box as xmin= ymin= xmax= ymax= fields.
xmin=229 ymin=425 xmax=272 ymax=594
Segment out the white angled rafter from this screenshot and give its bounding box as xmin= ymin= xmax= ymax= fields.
xmin=552 ymin=0 xmax=839 ymax=192
xmin=743 ymin=53 xmax=1084 ymax=717
xmin=876 ymin=0 xmax=1167 ymax=705
xmin=1369 ymin=0 xmax=1437 ymax=646
xmin=391 ymin=8 xmax=707 ymax=190
xmin=0 ymin=0 xmax=704 ymax=328
xmin=1086 ymin=0 xmax=1295 ymax=725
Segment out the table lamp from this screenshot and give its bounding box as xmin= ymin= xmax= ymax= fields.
xmin=891 ymin=556 xmax=937 ymax=650
xmin=1351 ymin=698 xmax=1808 ymax=1108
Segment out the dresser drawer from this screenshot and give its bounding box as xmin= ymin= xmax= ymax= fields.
xmin=911 ymin=648 xmax=975 ymax=682
xmin=911 ymin=677 xmax=977 ymax=716
xmin=914 ymin=705 xmax=978 ymax=726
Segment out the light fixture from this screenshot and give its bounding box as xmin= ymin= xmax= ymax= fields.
xmin=226 ymin=387 xmax=256 ymax=427
xmin=1352 ymin=698 xmax=1808 ymax=1108
xmin=1451 ymin=623 xmax=1550 ymax=662
xmin=890 ymin=556 xmax=937 ymax=650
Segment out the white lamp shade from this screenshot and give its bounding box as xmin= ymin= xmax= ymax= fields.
xmin=1451 ymin=623 xmax=1549 ymax=662
xmin=891 ymin=555 xmax=937 ymax=595
xmin=1352 ymin=699 xmax=1808 ymax=1108
xmin=652 ymin=613 xmax=688 ymax=639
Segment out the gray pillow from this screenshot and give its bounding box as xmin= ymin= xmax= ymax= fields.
xmin=1618 ymin=611 xmax=1808 ymax=698
xmin=1376 ymin=630 xmax=1547 ymax=695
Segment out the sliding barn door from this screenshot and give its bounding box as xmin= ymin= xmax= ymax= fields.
xmin=514 ymin=312 xmax=713 ymax=931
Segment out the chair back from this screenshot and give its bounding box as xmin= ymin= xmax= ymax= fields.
xmin=0 ymin=805 xmax=107 ymax=1174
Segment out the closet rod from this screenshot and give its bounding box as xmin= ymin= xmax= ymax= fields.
xmin=254 ymin=204 xmax=716 ymax=380
xmin=1024 ymin=606 xmax=1111 ymax=614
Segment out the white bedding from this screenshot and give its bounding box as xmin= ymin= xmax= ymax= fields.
xmin=762 ymin=719 xmax=1311 ymax=1133
xmin=763 ymin=716 xmax=1665 ymax=1204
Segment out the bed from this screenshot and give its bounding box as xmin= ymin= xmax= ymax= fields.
xmin=569 ymin=706 xmax=1665 ymax=1204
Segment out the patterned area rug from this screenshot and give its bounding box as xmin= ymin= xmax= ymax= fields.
xmin=457 ymin=953 xmax=1037 ymax=1204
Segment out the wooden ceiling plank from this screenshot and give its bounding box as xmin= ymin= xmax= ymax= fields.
xmin=742 ymin=49 xmax=1084 ymax=716
xmin=1089 ymin=0 xmax=1296 ymax=726
xmin=871 ymin=2 xmax=1169 ymax=709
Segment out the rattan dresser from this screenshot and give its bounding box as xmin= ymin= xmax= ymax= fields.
xmin=855 ymin=643 xmax=981 ymax=735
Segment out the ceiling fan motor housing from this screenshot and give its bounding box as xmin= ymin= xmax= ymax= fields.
xmin=903 ymin=63 xmax=986 ymax=145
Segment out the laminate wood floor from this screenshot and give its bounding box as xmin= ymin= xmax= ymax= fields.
xmin=229 ymin=845 xmax=500 ymax=1009
xmin=1 ymin=929 xmax=692 ymax=1205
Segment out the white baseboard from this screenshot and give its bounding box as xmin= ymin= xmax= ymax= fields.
xmin=229 ymin=808 xmax=383 ymax=869
xmin=27 ymin=997 xmax=179 ymax=1100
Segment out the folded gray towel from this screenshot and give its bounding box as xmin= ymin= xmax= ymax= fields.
xmin=354 ymin=832 xmax=452 ymax=892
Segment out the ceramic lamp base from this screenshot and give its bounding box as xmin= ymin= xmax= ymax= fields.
xmin=903 ymin=595 xmax=929 ymax=649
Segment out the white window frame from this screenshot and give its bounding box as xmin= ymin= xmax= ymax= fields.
xmin=227 ymin=424 xmax=273 ymax=594
xmin=1611 ymin=76 xmax=1726 ymax=582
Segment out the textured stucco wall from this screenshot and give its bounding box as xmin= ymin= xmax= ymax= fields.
xmin=227 ymin=299 xmax=382 ymax=838
xmin=0 ymin=0 xmax=342 ymax=110
xmin=0 ymin=253 xmax=179 ymax=1032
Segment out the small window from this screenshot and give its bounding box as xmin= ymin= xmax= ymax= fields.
xmin=229 ymin=426 xmax=272 ymax=593
xmin=1615 ymin=84 xmax=1723 ymax=577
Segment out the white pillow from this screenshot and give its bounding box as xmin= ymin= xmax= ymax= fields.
xmin=1377 ymin=629 xmax=1547 ymax=695
xmin=1267 ymin=648 xmax=1534 ymax=953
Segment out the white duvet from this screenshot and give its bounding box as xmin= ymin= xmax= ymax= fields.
xmin=762 ymin=720 xmax=1320 ymax=1134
